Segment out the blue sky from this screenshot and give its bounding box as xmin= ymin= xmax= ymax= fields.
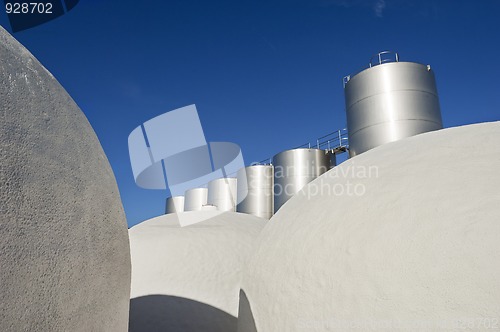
xmin=1 ymin=0 xmax=499 ymax=227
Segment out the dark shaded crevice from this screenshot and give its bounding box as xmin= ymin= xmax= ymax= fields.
xmin=129 ymin=295 xmax=237 ymax=332
xmin=237 ymin=290 xmax=257 ymax=332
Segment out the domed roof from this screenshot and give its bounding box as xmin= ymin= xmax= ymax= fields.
xmin=0 ymin=26 xmax=130 ymax=331
xmin=129 ymin=211 xmax=266 ymax=332
xmin=239 ymin=122 xmax=500 ymax=331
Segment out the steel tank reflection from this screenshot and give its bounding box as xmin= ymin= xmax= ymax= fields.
xmin=272 ymin=148 xmax=332 ymax=212
xmin=207 ymin=178 xmax=238 ymax=212
xmin=184 ymin=188 xmax=208 ymax=211
xmin=237 ymin=165 xmax=274 ymax=219
xmin=165 ymin=196 xmax=185 ymax=214
xmin=344 ymin=51 xmax=443 ymax=157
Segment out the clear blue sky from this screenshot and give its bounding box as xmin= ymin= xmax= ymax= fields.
xmin=1 ymin=0 xmax=499 ymax=227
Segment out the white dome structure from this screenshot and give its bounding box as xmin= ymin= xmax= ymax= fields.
xmin=0 ymin=27 xmax=130 ymax=331
xmin=129 ymin=211 xmax=266 ymax=332
xmin=238 ymin=122 xmax=500 ymax=332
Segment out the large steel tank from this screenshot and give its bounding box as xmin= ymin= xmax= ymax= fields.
xmin=207 ymin=178 xmax=238 ymax=212
xmin=344 ymin=51 xmax=443 ymax=157
xmin=272 ymin=148 xmax=332 ymax=212
xmin=184 ymin=188 xmax=208 ymax=211
xmin=237 ymin=165 xmax=274 ymax=219
xmin=165 ymin=196 xmax=185 ymax=214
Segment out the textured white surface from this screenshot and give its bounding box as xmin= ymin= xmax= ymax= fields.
xmin=0 ymin=26 xmax=131 ymax=331
xmin=129 ymin=211 xmax=266 ymax=331
xmin=239 ymin=122 xmax=500 ymax=332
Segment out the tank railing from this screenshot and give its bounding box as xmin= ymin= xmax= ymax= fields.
xmin=369 ymin=50 xmax=399 ymax=68
xmin=256 ymin=158 xmax=272 ymax=165
xmin=254 ymin=128 xmax=348 ymax=165
xmin=293 ymin=142 xmax=312 ymax=149
xmin=343 ymin=75 xmax=351 ymax=88
xmin=295 ymin=129 xmax=348 ymax=151
xmin=315 ymin=129 xmax=349 ymax=154
xmin=344 ymin=51 xmax=401 ymax=88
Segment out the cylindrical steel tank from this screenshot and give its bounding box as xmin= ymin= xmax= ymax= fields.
xmin=237 ymin=165 xmax=274 ymax=219
xmin=184 ymin=188 xmax=208 ymax=211
xmin=344 ymin=51 xmax=443 ymax=157
xmin=207 ymin=178 xmax=238 ymax=212
xmin=165 ymin=196 xmax=185 ymax=214
xmin=272 ymin=148 xmax=332 ymax=212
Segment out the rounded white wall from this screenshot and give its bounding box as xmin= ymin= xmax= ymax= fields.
xmin=0 ymin=26 xmax=130 ymax=331
xmin=129 ymin=211 xmax=266 ymax=332
xmin=238 ymin=122 xmax=500 ymax=332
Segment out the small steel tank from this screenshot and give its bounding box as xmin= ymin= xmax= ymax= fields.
xmin=184 ymin=188 xmax=208 ymax=211
xmin=165 ymin=196 xmax=185 ymax=214
xmin=207 ymin=178 xmax=238 ymax=212
xmin=272 ymin=148 xmax=332 ymax=212
xmin=237 ymin=165 xmax=274 ymax=219
xmin=344 ymin=51 xmax=443 ymax=157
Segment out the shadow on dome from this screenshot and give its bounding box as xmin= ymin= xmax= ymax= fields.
xmin=237 ymin=290 xmax=257 ymax=332
xmin=129 ymin=295 xmax=237 ymax=332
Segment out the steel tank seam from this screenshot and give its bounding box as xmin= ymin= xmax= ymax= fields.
xmin=348 ymin=119 xmax=443 ymax=136
xmin=345 ymin=89 xmax=439 ymax=109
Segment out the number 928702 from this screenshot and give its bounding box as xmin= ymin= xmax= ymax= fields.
xmin=6 ymin=2 xmax=53 ymax=14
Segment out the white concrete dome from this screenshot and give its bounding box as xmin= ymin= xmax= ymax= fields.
xmin=0 ymin=27 xmax=131 ymax=331
xmin=129 ymin=211 xmax=266 ymax=332
xmin=238 ymin=122 xmax=500 ymax=332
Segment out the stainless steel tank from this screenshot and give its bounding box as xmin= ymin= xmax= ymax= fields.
xmin=344 ymin=51 xmax=443 ymax=157
xmin=165 ymin=196 xmax=185 ymax=214
xmin=237 ymin=165 xmax=274 ymax=219
xmin=272 ymin=148 xmax=332 ymax=212
xmin=207 ymin=178 xmax=238 ymax=212
xmin=184 ymin=188 xmax=208 ymax=211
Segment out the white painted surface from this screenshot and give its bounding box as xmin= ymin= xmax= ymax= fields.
xmin=0 ymin=26 xmax=130 ymax=331
xmin=129 ymin=211 xmax=266 ymax=331
xmin=239 ymin=122 xmax=500 ymax=332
